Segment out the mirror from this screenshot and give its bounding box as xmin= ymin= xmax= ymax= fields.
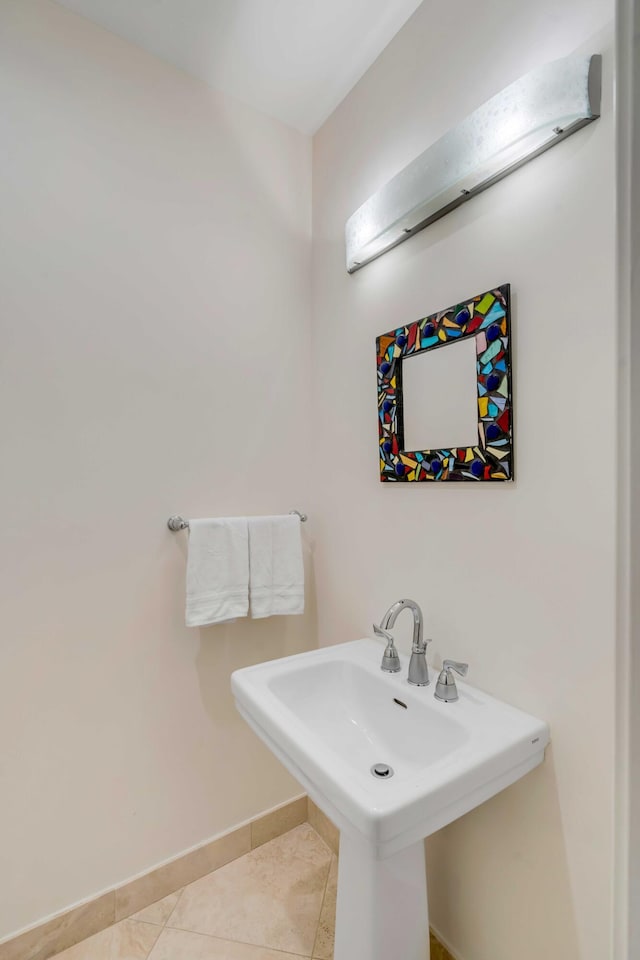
xmin=401 ymin=337 xmax=478 ymax=451
xmin=376 ymin=284 xmax=513 ymax=482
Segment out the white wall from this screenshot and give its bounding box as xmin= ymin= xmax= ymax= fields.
xmin=311 ymin=1 xmax=615 ymax=958
xmin=0 ymin=0 xmax=312 ymax=940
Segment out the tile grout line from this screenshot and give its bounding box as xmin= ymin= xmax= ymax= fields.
xmin=310 ymin=851 xmax=334 ymax=960
xmin=125 ymin=919 xmax=163 ymax=960
xmin=161 ymin=887 xmax=186 ymax=932
xmin=159 ymin=923 xmax=312 ymax=958
xmin=143 ymin=921 xmax=163 ymax=960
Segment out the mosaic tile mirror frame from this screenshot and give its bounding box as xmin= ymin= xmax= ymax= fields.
xmin=377 ymin=284 xmax=513 ymax=482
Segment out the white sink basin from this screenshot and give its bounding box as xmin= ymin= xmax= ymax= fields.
xmin=232 ymin=638 xmax=549 ymax=960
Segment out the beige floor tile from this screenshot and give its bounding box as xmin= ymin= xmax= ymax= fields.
xmin=130 ymin=892 xmax=182 ymax=927
xmin=148 ymin=928 xmax=308 ymax=959
xmin=312 ymin=855 xmax=337 ymax=960
xmin=54 ymin=919 xmax=160 ymax=960
xmin=168 ymin=824 xmax=331 ymax=956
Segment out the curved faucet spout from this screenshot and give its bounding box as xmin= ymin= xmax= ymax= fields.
xmin=378 ymin=598 xmax=430 ymax=686
xmin=380 ymin=598 xmax=425 ymax=653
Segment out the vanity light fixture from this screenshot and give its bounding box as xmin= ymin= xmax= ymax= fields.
xmin=345 ymin=52 xmax=601 ymax=273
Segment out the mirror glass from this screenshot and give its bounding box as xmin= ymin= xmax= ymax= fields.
xmin=401 ymin=337 xmax=477 ymax=451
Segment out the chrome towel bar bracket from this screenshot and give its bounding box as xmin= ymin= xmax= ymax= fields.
xmin=167 ymin=516 xmax=190 ymax=531
xmin=167 ymin=510 xmax=307 ymax=532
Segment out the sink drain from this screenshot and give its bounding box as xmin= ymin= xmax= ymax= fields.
xmin=371 ymin=763 xmax=394 ymax=779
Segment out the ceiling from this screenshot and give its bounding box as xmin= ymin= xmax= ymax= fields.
xmin=53 ymin=0 xmax=424 ymax=134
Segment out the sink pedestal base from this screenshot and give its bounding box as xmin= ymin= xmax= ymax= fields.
xmin=334 ymin=833 xmax=429 ymax=960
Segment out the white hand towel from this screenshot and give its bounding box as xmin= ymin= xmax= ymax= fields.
xmin=248 ymin=515 xmax=304 ymax=619
xmin=186 ymin=518 xmax=249 ymax=627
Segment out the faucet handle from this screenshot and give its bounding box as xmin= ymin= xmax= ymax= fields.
xmin=373 ymin=624 xmax=401 ymax=674
xmin=435 ymin=660 xmax=468 ymax=702
xmin=442 ymin=659 xmax=468 ymax=677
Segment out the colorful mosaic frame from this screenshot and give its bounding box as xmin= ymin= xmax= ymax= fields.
xmin=377 ymin=284 xmax=513 ymax=482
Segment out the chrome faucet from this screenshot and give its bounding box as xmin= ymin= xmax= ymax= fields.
xmin=375 ymin=599 xmax=430 ymax=686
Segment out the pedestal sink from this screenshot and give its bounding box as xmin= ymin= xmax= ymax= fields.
xmin=231 ymin=639 xmax=549 ymax=960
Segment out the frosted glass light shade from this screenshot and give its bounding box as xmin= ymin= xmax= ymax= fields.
xmin=345 ymin=53 xmax=601 ymax=273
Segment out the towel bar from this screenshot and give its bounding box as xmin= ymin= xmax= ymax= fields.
xmin=167 ymin=510 xmax=307 ymax=531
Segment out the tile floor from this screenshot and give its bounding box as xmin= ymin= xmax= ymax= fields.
xmin=55 ymin=824 xmax=337 ymax=960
